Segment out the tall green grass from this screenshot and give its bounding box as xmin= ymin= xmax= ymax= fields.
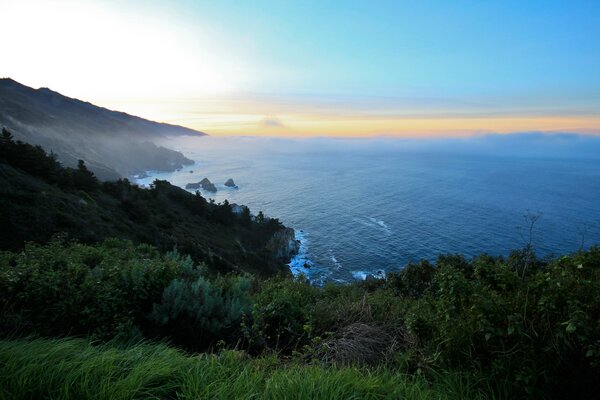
xmin=0 ymin=338 xmax=504 ymax=400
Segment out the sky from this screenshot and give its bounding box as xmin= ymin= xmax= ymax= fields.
xmin=1 ymin=0 xmax=599 ymax=137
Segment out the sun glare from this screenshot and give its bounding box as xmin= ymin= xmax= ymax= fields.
xmin=0 ymin=0 xmax=242 ymax=102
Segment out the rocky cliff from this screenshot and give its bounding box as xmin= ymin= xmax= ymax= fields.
xmin=266 ymin=227 xmax=300 ymax=262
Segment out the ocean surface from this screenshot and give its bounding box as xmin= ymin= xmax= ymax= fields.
xmin=137 ymin=135 xmax=600 ymax=284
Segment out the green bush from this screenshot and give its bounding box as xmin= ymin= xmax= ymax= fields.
xmin=150 ymin=269 xmax=252 ymax=349
xmin=397 ymin=248 xmax=600 ymax=398
xmin=249 ymin=277 xmax=318 ymax=352
xmin=0 ymin=238 xmax=180 ymax=340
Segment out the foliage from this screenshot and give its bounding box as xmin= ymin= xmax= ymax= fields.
xmin=246 ymin=249 xmax=600 ymax=398
xmin=0 ymin=238 xmax=180 ymax=340
xmin=0 ymin=129 xmax=289 ymax=276
xmin=248 ymin=277 xmax=318 ymax=352
xmin=150 ymin=270 xmax=253 ymax=349
xmin=2 ymin=236 xmax=600 ymax=398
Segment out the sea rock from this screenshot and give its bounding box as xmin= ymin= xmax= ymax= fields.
xmin=224 ymin=178 xmax=238 ymax=188
xmin=186 ymin=178 xmax=217 ymax=192
xmin=266 ymin=227 xmax=300 ymax=261
xmin=185 ymin=182 xmax=200 ymax=189
xmin=200 ymin=178 xmax=217 ymax=192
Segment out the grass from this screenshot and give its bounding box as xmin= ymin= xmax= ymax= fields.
xmin=0 ymin=338 xmax=508 ymax=400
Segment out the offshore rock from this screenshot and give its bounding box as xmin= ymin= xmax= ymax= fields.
xmin=185 ymin=178 xmax=217 ymax=192
xmin=200 ymin=178 xmax=217 ymax=192
xmin=224 ymin=178 xmax=238 ymax=188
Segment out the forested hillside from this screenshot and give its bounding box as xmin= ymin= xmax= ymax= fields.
xmin=0 ymin=128 xmax=291 ymax=276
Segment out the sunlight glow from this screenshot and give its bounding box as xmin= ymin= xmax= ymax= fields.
xmin=0 ymin=0 xmax=245 ymax=101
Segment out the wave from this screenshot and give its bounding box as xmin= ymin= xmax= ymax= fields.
xmin=330 ymin=252 xmax=343 ymax=270
xmin=351 ymin=270 xmax=369 ymax=280
xmin=353 ymin=216 xmax=392 ymax=234
xmin=287 ymin=229 xmax=313 ymax=277
xmin=351 ymin=269 xmax=387 ymax=281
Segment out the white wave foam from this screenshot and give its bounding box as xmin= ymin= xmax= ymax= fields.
xmin=369 ymin=217 xmax=390 ymax=231
xmin=354 ymin=216 xmax=392 ymax=234
xmin=351 ymin=270 xmax=369 ymax=280
xmin=351 ymin=269 xmax=387 ymax=281
xmin=287 ymin=229 xmax=313 ymax=277
xmin=330 ymin=252 xmax=343 ymax=270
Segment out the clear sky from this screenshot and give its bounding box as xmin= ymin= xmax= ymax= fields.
xmin=1 ymin=0 xmax=599 ymax=137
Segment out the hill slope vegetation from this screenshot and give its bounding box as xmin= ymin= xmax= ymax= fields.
xmin=0 ymin=128 xmax=291 ymax=276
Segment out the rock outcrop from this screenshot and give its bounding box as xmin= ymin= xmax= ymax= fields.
xmin=224 ymin=178 xmax=238 ymax=188
xmin=266 ymin=227 xmax=300 ymax=262
xmin=185 ymin=178 xmax=217 ymax=192
xmin=200 ymin=178 xmax=217 ymax=192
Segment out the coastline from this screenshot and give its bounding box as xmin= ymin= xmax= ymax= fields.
xmin=287 ymin=229 xmax=312 ymax=278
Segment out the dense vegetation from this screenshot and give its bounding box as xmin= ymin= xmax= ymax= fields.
xmin=1 ymin=128 xmax=599 ymax=399
xmin=0 ymin=128 xmax=288 ymax=276
xmin=1 ymin=239 xmax=599 ymax=399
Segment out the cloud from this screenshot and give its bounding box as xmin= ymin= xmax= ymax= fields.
xmin=261 ymin=117 xmax=286 ymax=128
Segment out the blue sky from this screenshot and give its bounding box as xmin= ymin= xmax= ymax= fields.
xmin=176 ymin=0 xmax=600 ymax=95
xmin=2 ymin=0 xmax=599 ymax=136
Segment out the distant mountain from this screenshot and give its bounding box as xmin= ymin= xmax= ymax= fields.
xmin=0 ymin=78 xmax=206 ymax=179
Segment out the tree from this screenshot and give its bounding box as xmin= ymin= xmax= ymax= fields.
xmin=516 ymin=210 xmax=542 ymax=278
xmin=0 ymin=128 xmax=15 ymax=161
xmin=241 ymin=206 xmax=252 ymax=226
xmin=71 ymin=159 xmax=99 ymax=191
xmin=1 ymin=127 xmax=13 ymax=143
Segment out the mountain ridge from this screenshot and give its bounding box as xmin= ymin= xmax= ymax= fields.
xmin=0 ymin=78 xmax=205 ymax=179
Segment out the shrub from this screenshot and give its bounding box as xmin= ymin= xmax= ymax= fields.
xmin=249 ymin=277 xmax=318 ymax=352
xmin=0 ymin=238 xmax=180 ymax=339
xmin=150 ymin=270 xmax=252 ymax=349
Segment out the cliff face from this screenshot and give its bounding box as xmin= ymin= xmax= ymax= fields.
xmin=266 ymin=227 xmax=300 ymax=262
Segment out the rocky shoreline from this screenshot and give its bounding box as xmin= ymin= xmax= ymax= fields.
xmin=266 ymin=227 xmax=301 ymax=262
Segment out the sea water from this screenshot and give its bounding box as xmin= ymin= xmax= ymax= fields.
xmin=136 ymin=135 xmax=600 ymax=284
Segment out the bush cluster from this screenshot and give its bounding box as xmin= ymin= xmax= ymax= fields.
xmin=2 ymin=239 xmax=599 ymax=398
xmin=0 ymin=239 xmax=253 ymax=349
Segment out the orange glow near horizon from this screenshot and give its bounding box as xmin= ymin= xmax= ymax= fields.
xmin=101 ymin=96 xmax=600 ymax=138
xmin=201 ymin=115 xmax=600 ymax=138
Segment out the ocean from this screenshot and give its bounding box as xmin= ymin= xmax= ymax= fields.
xmin=137 ymin=135 xmax=600 ymax=284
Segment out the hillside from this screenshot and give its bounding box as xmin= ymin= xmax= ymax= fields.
xmin=0 ymin=128 xmax=294 ymax=277
xmin=0 ymin=78 xmax=204 ymax=179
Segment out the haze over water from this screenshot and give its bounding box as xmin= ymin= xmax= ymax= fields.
xmin=138 ymin=135 xmax=600 ymax=284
